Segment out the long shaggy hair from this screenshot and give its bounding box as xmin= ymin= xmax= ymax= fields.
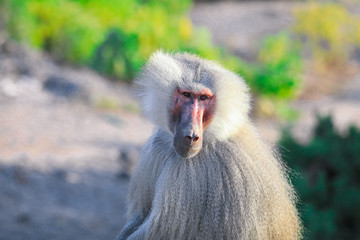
xmin=118 ymin=51 xmax=302 ymax=240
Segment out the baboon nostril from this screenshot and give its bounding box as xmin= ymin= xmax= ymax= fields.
xmin=184 ymin=135 xmax=200 ymax=143
xmin=185 ymin=136 xmax=192 ymax=141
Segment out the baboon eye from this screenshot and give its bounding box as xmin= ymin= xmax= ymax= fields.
xmin=199 ymin=95 xmax=208 ymax=101
xmin=182 ymin=92 xmax=191 ymax=98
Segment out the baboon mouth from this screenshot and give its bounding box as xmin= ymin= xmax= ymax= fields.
xmin=173 ymin=126 xmax=203 ymax=157
xmin=191 ymin=146 xmax=202 ymax=150
xmin=174 ymin=145 xmax=202 ymax=159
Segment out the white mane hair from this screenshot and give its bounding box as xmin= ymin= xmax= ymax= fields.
xmin=118 ymin=50 xmax=302 ymax=240
xmin=135 ymin=50 xmax=251 ymax=140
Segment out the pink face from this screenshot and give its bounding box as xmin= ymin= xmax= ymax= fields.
xmin=170 ymin=88 xmax=216 ymax=158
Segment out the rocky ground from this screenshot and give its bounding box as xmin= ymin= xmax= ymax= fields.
xmin=191 ymin=1 xmax=300 ymax=60
xmin=0 ymin=2 xmax=360 ymax=240
xmin=0 ymin=40 xmax=153 ymax=239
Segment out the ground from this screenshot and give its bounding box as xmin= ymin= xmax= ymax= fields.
xmin=0 ymin=2 xmax=360 ymax=240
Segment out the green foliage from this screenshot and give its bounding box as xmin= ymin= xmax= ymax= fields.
xmin=293 ymin=2 xmax=360 ymax=69
xmin=91 ymin=29 xmax=140 ymax=81
xmin=254 ymin=32 xmax=303 ymax=100
xmin=2 ymin=0 xmax=254 ymax=80
xmin=2 ymin=0 xmax=194 ymax=71
xmin=3 ymin=0 xmax=105 ymax=63
xmin=1 ymin=0 xmax=304 ymax=115
xmin=252 ymin=32 xmax=303 ymax=120
xmin=280 ymin=116 xmax=360 ymax=239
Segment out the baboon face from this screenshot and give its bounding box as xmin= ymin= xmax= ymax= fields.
xmin=170 ymin=88 xmax=216 ymax=158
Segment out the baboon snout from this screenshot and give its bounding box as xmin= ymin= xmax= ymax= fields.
xmin=174 ymin=126 xmax=203 ymax=159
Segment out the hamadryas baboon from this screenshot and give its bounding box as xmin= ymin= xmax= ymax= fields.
xmin=117 ymin=51 xmax=302 ymax=240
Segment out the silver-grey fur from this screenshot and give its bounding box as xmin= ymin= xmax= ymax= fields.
xmin=116 ymin=51 xmax=302 ymax=240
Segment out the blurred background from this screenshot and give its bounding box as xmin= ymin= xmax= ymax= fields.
xmin=0 ymin=0 xmax=359 ymax=239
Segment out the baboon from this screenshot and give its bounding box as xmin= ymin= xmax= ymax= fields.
xmin=117 ymin=51 xmax=302 ymax=240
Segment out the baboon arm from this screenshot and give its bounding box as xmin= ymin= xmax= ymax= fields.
xmin=117 ymin=132 xmax=168 ymax=239
xmin=126 ymin=222 xmax=147 ymax=240
xmin=116 ymin=215 xmax=146 ymax=240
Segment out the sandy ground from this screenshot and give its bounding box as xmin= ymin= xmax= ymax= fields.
xmin=0 ymin=2 xmax=360 ymax=240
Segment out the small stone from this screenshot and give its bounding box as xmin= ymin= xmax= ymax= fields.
xmin=117 ymin=146 xmax=140 ymax=179
xmin=43 ymin=75 xmax=81 ymax=98
xmin=16 ymin=213 xmax=31 ymax=224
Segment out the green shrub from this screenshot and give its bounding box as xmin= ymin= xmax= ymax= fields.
xmin=1 ymin=0 xmax=258 ymax=83
xmin=2 ymin=0 xmax=194 ymax=71
xmin=254 ymin=32 xmax=302 ymax=100
xmin=293 ymin=2 xmax=360 ymax=70
xmin=252 ymin=32 xmax=303 ymax=119
xmin=280 ymin=116 xmax=360 ymax=239
xmin=1 ymin=0 xmax=303 ymax=117
xmin=91 ymin=29 xmax=140 ymax=81
xmin=3 ymin=0 xmax=105 ymax=63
